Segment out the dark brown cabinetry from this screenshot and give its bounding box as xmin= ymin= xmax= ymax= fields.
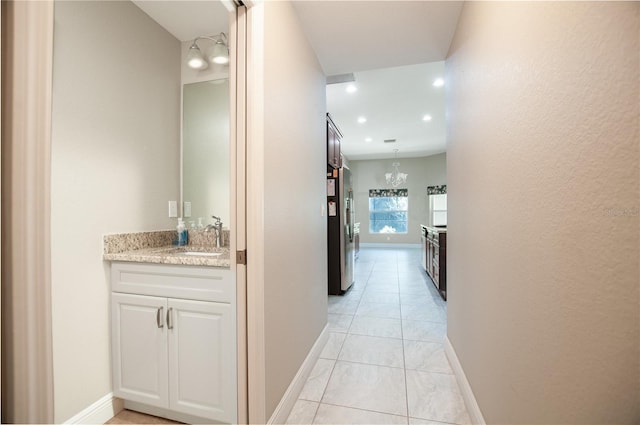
xmin=327 ymin=113 xmax=343 ymax=169
xmin=422 ymin=225 xmax=447 ymax=300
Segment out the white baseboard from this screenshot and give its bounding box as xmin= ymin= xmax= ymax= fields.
xmin=444 ymin=336 xmax=486 ymax=425
xmin=64 ymin=393 xmax=124 ymax=424
xmin=360 ymin=243 xmax=420 ymax=248
xmin=267 ymin=324 xmax=329 ymax=424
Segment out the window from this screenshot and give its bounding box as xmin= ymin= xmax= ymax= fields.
xmin=369 ymin=189 xmax=408 ymax=234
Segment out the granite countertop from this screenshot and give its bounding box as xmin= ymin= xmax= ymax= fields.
xmin=421 ymin=224 xmax=447 ymax=232
xmin=103 ymin=230 xmax=231 ymax=268
xmin=104 ymin=246 xmax=231 ymax=268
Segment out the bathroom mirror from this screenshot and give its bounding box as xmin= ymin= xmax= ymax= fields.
xmin=182 ymin=78 xmax=230 ymax=227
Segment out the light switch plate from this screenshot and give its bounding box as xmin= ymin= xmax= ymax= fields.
xmin=183 ymin=201 xmax=192 ymax=218
xmin=168 ymin=201 xmax=178 ymax=218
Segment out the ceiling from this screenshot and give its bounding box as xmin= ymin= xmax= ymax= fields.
xmin=292 ymin=1 xmax=462 ymax=161
xmin=291 ymin=1 xmax=463 ymax=76
xmin=132 ymin=0 xmax=461 ymax=161
xmin=131 ymin=1 xmax=228 ymax=42
xmin=327 ymin=62 xmax=446 ymax=160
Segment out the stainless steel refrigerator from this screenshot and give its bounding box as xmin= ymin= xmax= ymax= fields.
xmin=327 ymin=166 xmax=355 ymax=295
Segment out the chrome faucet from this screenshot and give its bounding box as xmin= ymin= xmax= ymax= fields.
xmin=205 ymin=215 xmax=223 ymax=248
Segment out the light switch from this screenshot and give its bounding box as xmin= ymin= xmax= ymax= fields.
xmin=168 ymin=201 xmax=178 ymax=218
xmin=183 ymin=201 xmax=192 ymax=218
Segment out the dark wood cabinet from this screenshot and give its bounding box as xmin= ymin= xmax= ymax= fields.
xmin=327 ymin=113 xmax=343 ymax=169
xmin=423 ymin=225 xmax=447 ymax=300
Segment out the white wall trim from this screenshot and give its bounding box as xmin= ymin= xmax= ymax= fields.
xmin=2 ymin=1 xmax=55 ymax=422
xmin=267 ymin=325 xmax=329 ymax=425
xmin=245 ymin=2 xmax=267 ymax=423
xmin=63 ymin=393 xmax=124 ymax=424
xmin=360 ymin=243 xmax=421 ymax=248
xmin=444 ymin=336 xmax=486 ymax=425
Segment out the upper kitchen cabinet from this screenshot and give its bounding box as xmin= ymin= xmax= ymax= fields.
xmin=327 ymin=113 xmax=343 ymax=169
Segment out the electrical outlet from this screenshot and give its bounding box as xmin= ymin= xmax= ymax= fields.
xmin=168 ymin=201 xmax=178 ymax=218
xmin=184 ymin=201 xmax=192 ymax=218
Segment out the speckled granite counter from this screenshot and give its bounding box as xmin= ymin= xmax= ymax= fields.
xmin=103 ymin=230 xmax=230 ymax=268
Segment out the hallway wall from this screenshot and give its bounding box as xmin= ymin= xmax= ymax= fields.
xmin=248 ymin=0 xmax=328 ymax=420
xmin=446 ymin=2 xmax=639 ymax=423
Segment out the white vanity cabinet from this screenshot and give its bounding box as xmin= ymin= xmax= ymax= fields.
xmin=110 ymin=262 xmax=236 ymax=424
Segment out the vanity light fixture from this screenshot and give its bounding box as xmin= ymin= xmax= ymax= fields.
xmin=186 ymin=32 xmax=229 ymax=70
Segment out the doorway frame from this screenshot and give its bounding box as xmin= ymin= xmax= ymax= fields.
xmin=1 ymin=1 xmax=55 ymax=423
xmin=1 ymin=1 xmax=252 ymax=423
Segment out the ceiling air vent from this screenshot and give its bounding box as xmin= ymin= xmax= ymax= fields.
xmin=383 ymin=139 xmax=397 ymax=143
xmin=326 ymin=73 xmax=356 ymax=85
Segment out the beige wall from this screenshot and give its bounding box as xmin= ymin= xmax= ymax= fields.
xmin=51 ymin=1 xmax=180 ymax=421
xmin=446 ymin=2 xmax=639 ymax=423
xmin=350 ymin=154 xmax=446 ymax=245
xmin=256 ymin=0 xmax=328 ymax=419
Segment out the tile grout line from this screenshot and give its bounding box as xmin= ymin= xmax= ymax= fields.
xmin=398 ymin=255 xmax=411 ymax=423
xmin=317 ymin=400 xmax=411 ymax=421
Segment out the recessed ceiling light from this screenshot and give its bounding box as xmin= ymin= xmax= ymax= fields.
xmin=365 ymin=137 xmax=372 ymax=142
xmin=357 ymin=116 xmax=367 ymax=124
xmin=346 ymin=84 xmax=357 ymax=93
xmin=422 ymin=114 xmax=432 ymax=122
xmin=433 ymin=78 xmax=444 ymax=87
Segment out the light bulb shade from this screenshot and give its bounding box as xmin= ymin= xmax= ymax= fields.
xmin=209 ymin=41 xmax=229 ymax=65
xmin=187 ymin=44 xmax=208 ymax=70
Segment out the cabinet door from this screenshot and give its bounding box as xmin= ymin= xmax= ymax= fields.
xmin=167 ymin=298 xmax=237 ymax=423
xmin=112 ymin=293 xmax=169 ymax=408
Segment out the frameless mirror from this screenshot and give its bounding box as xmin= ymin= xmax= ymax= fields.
xmin=182 ymin=78 xmax=230 ymax=227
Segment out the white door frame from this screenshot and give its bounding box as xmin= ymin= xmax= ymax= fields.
xmin=1 ymin=1 xmax=55 ymax=422
xmin=1 ymin=1 xmax=253 ymax=423
xmin=243 ymin=1 xmax=268 ymax=423
xmin=229 ymin=3 xmax=249 ymax=424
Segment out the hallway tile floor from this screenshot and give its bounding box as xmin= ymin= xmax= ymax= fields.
xmin=286 ymin=247 xmax=470 ymax=425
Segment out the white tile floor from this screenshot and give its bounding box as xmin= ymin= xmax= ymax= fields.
xmin=286 ymin=247 xmax=471 ymax=425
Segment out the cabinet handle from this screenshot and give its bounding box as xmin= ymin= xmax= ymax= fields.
xmin=156 ymin=307 xmax=164 ymax=328
xmin=166 ymin=307 xmax=173 ymax=329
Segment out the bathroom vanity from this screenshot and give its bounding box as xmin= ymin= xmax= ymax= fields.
xmin=104 ymin=231 xmax=236 ymax=424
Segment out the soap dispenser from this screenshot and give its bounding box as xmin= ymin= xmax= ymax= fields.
xmin=177 ymin=218 xmax=188 ymax=246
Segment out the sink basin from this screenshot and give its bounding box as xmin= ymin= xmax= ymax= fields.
xmin=181 ymin=251 xmax=222 ymax=257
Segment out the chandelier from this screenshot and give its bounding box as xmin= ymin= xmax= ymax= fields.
xmin=385 ymin=149 xmax=408 ymax=187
